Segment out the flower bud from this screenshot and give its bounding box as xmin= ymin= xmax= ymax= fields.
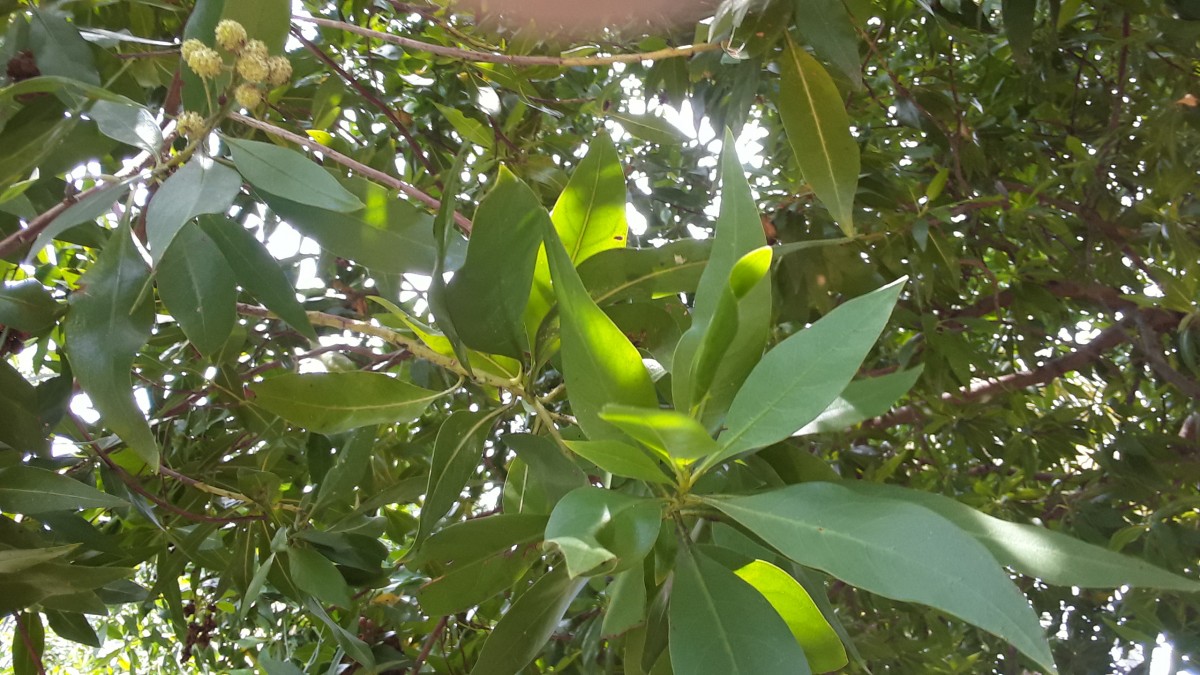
xmin=236 ymin=54 xmax=270 ymax=83
xmin=186 ymin=47 xmax=223 ymax=79
xmin=175 ymin=111 xmax=205 ymax=138
xmin=234 ymin=83 xmax=263 ymax=109
xmin=214 ymin=20 xmax=247 ymax=52
xmin=266 ymin=56 xmax=292 ymax=87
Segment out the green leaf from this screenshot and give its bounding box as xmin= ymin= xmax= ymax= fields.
xmin=669 ymin=547 xmax=811 ymax=675
xmin=733 ymin=559 xmax=847 ymax=673
xmin=503 ymin=433 xmax=589 ymax=510
xmin=671 ymin=132 xmax=769 ymax=425
xmin=792 ymin=0 xmax=863 ymax=87
xmin=429 ymin=146 xmax=474 ymax=372
xmin=564 ymin=440 xmax=673 ymax=484
xmin=198 ymin=215 xmax=316 ymax=340
xmin=219 ymin=0 xmax=289 ymax=53
xmin=0 ymin=466 xmax=127 ymax=514
xmin=444 ymin=167 xmax=545 ymax=358
xmin=314 ymin=426 xmax=377 ymax=511
xmin=225 ymin=137 xmax=364 ymax=213
xmin=714 ymin=278 xmax=905 ymax=464
xmin=237 ymin=551 xmax=275 ymax=621
xmin=544 ymin=486 xmax=662 ymax=578
xmin=11 ymin=612 xmax=44 ymax=675
xmin=29 ymin=8 xmax=99 ymax=86
xmin=64 ymin=223 xmax=158 ymax=465
xmin=527 ymin=133 xmax=630 ymax=348
xmin=249 ymin=372 xmax=441 ymax=434
xmin=44 ymin=610 xmax=99 ymax=648
xmin=88 ymin=100 xmax=162 ymax=153
xmin=1002 ymin=0 xmax=1036 ymax=65
xmin=544 ymin=222 xmax=657 ymax=442
xmin=417 ymin=541 xmax=541 ymax=616
xmin=0 ymin=280 xmax=58 ymax=334
xmin=469 ymin=565 xmax=588 ymax=675
xmin=778 ymin=35 xmax=859 ymax=236
xmin=704 ymin=483 xmax=1057 ymax=673
xmin=264 ymin=181 xmax=461 ymax=276
xmin=0 ymin=363 xmax=46 ymax=453
xmin=28 ymin=182 xmax=128 ymax=256
xmin=796 ymin=366 xmax=924 ymax=435
xmin=408 ymin=514 xmax=547 ymax=569
xmin=598 ymin=404 xmax=718 ymax=462
xmin=602 ymin=565 xmax=648 ymax=637
xmin=578 ymin=239 xmax=710 ymax=305
xmin=304 ymin=597 xmax=375 ymax=668
xmin=433 ymin=103 xmax=494 ymax=149
xmin=156 ymin=222 xmax=236 ymax=357
xmin=145 ymin=157 xmax=243 ymax=263
xmin=179 ymin=0 xmax=225 ymax=114
xmin=288 ymin=546 xmax=352 ymax=607
xmin=0 ymin=545 xmax=78 ymax=574
xmin=418 ymin=409 xmax=501 ymax=540
xmin=841 ymin=481 xmax=1200 ymax=592
xmin=607 ymin=111 xmax=690 ymax=146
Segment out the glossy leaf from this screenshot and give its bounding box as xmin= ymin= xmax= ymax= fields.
xmin=88 ymin=100 xmax=162 ymax=153
xmin=0 ymin=279 xmax=58 ymax=334
xmin=444 ymin=167 xmax=545 ymax=358
xmin=0 ymin=465 xmax=127 ymax=513
xmin=156 ymin=221 xmax=236 ymax=356
xmin=145 ymin=156 xmax=242 ymax=262
xmin=578 ymin=239 xmax=710 ymax=305
xmin=545 ymin=222 xmax=657 ymax=441
xmin=704 ymin=483 xmax=1057 ymax=673
xmin=249 ymin=372 xmax=441 ymax=434
xmin=714 ymin=278 xmax=905 ymax=464
xmin=795 ymin=366 xmax=924 ymax=435
xmin=418 ymin=409 xmax=501 ymax=540
xmin=598 ymin=404 xmax=718 ymax=462
xmin=469 ymin=565 xmax=588 ymax=675
xmin=64 ymin=223 xmax=158 ymax=465
xmin=841 ymin=481 xmax=1200 ymax=592
xmin=225 ymin=137 xmax=364 ymax=213
xmin=778 ymin=35 xmax=859 ymax=236
xmin=198 ymin=215 xmax=316 ymax=340
xmin=544 ymin=486 xmax=662 ymax=577
xmin=669 ymin=547 xmax=811 ymax=675
xmin=733 ymin=559 xmax=848 ymax=673
xmin=27 ymin=182 xmax=128 ymax=256
xmin=408 ymin=514 xmax=547 ymax=569
xmin=565 ymin=440 xmax=673 ymax=484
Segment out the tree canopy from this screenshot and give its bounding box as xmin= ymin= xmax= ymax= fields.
xmin=1 ymin=0 xmax=1199 ymax=673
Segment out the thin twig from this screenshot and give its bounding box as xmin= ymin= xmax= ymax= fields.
xmin=411 ymin=616 xmax=449 ymax=674
xmin=0 ymin=182 xmax=116 ymax=259
xmin=228 ymin=112 xmax=473 ymax=233
xmin=296 ymin=16 xmax=722 ymax=67
xmin=1134 ymin=313 xmax=1200 ymax=400
xmin=13 ymin=613 xmax=46 ymax=675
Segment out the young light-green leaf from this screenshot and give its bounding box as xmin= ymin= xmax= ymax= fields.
xmin=545 ymin=224 xmax=657 ymax=442
xmin=704 ymin=482 xmax=1057 ymax=674
xmin=778 ymin=35 xmax=860 ymax=236
xmin=226 ymin=137 xmax=364 ymax=213
xmin=841 ymin=481 xmax=1200 ymax=592
xmin=714 ymin=277 xmax=904 ymax=465
xmin=565 ymin=440 xmax=673 ymax=484
xmin=156 ymin=222 xmax=236 ymax=357
xmin=249 ymin=372 xmax=442 ymax=434
xmin=598 ymin=404 xmax=718 ymax=462
xmin=469 ymin=566 xmax=587 ymax=675
xmin=64 ymin=223 xmax=158 ymax=465
xmin=733 ymin=559 xmax=848 ymax=673
xmin=145 ymin=157 xmax=242 ymax=263
xmin=669 ymin=547 xmax=811 ymax=675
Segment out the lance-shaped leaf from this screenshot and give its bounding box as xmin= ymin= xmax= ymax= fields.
xmin=598 ymin=404 xmax=718 ymax=462
xmin=0 ymin=362 xmax=47 ymax=454
xmin=795 ymin=366 xmax=924 ymax=436
xmin=88 ymin=100 xmax=162 ymax=154
xmin=733 ymin=559 xmax=847 ymax=673
xmin=249 ymin=372 xmax=441 ymax=434
xmin=145 ymin=156 xmax=242 ymax=262
xmin=198 ymin=215 xmax=316 ymax=340
xmin=417 ymin=409 xmax=501 ymax=541
xmin=44 ymin=610 xmax=99 ymax=648
xmin=429 ymin=147 xmax=473 ymax=370
xmin=671 ymin=132 xmax=769 ymax=423
xmin=712 ymin=277 xmax=904 ymax=466
xmin=445 ymin=167 xmax=545 ymax=358
xmin=602 ymin=565 xmax=648 ymax=637
xmin=469 ymin=566 xmax=588 ymax=675
xmin=503 ymin=433 xmax=589 ymax=510
xmin=526 ymin=133 xmax=630 ymax=346
xmin=288 ymin=546 xmax=352 ymax=608
xmin=578 ymin=238 xmax=710 ymax=306
xmin=545 ymin=486 xmax=662 ymax=578
xmin=65 ymin=223 xmax=158 ymax=465
xmin=778 ymin=35 xmax=859 ymax=236
xmin=704 ymin=482 xmax=1057 ymax=674
xmin=545 ymin=223 xmax=657 ymax=441
xmin=0 ymin=466 xmax=127 ymax=514
xmin=157 ymin=222 xmax=236 ymax=357
xmin=793 ymin=0 xmax=863 ymax=88
xmin=417 ymin=541 xmax=541 ymax=616
xmin=0 ymin=545 xmax=79 ymax=575
xmin=225 ymin=137 xmax=363 ymax=213
xmin=0 ymin=280 xmax=57 ymax=334
xmin=669 ymin=547 xmax=811 ymax=675
xmin=1002 ymin=0 xmax=1036 ymax=66
xmin=313 ymin=426 xmax=377 ymax=511
xmin=841 ymin=481 xmax=1200 ymax=592
xmin=565 ymin=440 xmax=673 ymax=484
xmin=408 ymin=514 xmax=548 ymax=569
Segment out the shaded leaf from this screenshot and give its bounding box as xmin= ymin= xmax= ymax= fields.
xmin=0 ymin=466 xmax=127 ymax=513
xmin=578 ymin=239 xmax=710 ymax=305
xmin=250 ymin=372 xmax=441 ymax=434
xmin=43 ymin=610 xmax=99 ymax=648
xmin=418 ymin=409 xmax=501 ymax=540
xmin=288 ymin=546 xmax=352 ymax=607
xmin=602 ymin=565 xmax=648 ymax=637
xmin=226 ymin=137 xmax=364 ymax=213
xmin=469 ymin=565 xmax=588 ymax=675
xmin=29 ymin=8 xmax=98 ymax=86
xmin=793 ymin=0 xmax=863 ymax=87
xmin=88 ymin=100 xmax=162 ymax=153
xmin=0 ymin=280 xmax=58 ymax=334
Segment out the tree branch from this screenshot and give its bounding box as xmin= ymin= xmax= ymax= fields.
xmin=1133 ymin=313 xmax=1200 ymax=400
xmin=295 ymin=16 xmax=722 ymax=67
xmin=228 ymin=113 xmax=472 ymax=232
xmin=0 ymin=182 xmax=116 ymax=259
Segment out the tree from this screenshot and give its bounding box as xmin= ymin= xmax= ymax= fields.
xmin=1 ymin=0 xmax=1198 ymax=672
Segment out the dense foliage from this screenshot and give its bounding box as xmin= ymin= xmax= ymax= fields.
xmin=2 ymin=0 xmax=1199 ymax=672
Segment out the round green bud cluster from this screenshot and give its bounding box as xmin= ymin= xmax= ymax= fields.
xmin=175 ymin=111 xmax=205 ymax=138
xmin=214 ymin=20 xmax=247 ymax=52
xmin=179 ymin=20 xmax=294 ymax=112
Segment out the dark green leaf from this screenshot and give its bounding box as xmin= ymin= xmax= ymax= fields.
xmin=156 ymin=221 xmax=236 ymax=356
xmin=44 ymin=610 xmax=99 ymax=647
xmin=88 ymin=100 xmax=162 ymax=153
xmin=578 ymin=239 xmax=710 ymax=305
xmin=418 ymin=409 xmax=501 ymax=540
xmin=0 ymin=465 xmax=127 ymax=513
xmin=288 ymin=546 xmax=352 ymax=607
xmin=0 ymin=545 xmax=78 ymax=574
xmin=601 ymin=565 xmax=647 ymax=637
xmin=29 ymin=8 xmax=99 ymax=86
xmin=1002 ymin=0 xmax=1037 ymax=65
xmin=11 ymin=612 xmax=44 ymax=675
xmin=469 ymin=566 xmax=588 ymax=675
xmin=792 ymin=0 xmax=863 ymax=87
xmin=28 ymin=182 xmax=128 ymax=256
xmin=145 ymin=157 xmax=242 ymax=263
xmin=226 ymin=137 xmax=364 ymax=213
xmin=417 ymin=542 xmax=540 ymax=616
xmin=503 ymin=433 xmax=589 ymax=510
xmin=314 ymin=426 xmax=377 ymax=511
xmin=250 ymin=372 xmax=441 ymax=434
xmin=0 ymin=362 xmax=48 ymax=454
xmin=409 ymin=514 xmax=547 ymax=569
xmin=0 ymin=280 xmax=58 ymax=333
